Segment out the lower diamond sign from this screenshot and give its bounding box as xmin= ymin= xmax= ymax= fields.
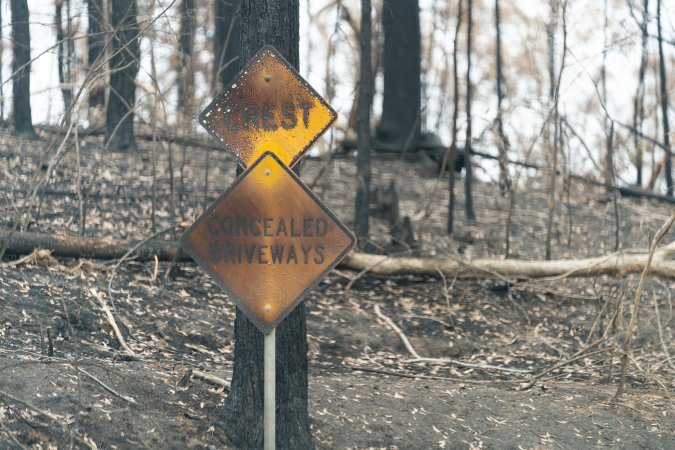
xmin=181 ymin=152 xmax=355 ymax=333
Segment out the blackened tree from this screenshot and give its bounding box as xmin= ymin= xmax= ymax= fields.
xmin=87 ymin=0 xmax=106 ymax=108
xmin=464 ymin=0 xmax=475 ymax=221
xmin=447 ymin=0 xmax=463 ymax=234
xmin=656 ymin=0 xmax=672 ymax=196
xmin=632 ymin=0 xmax=648 ymax=187
xmin=178 ymin=0 xmax=196 ymax=111
xmin=105 ymin=0 xmax=139 ymax=151
xmin=376 ymin=0 xmax=421 ymax=148
xmin=213 ymin=0 xmax=241 ymax=93
xmin=11 ymin=0 xmax=35 ymax=138
xmin=219 ymin=1 xmax=313 ymax=449
xmin=355 ymin=0 xmax=373 ymax=243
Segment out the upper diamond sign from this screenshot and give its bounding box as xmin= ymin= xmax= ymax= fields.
xmin=199 ymin=45 xmax=337 ymax=169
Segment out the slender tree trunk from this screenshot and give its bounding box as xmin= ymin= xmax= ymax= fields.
xmin=213 ymin=0 xmax=241 ymax=93
xmin=105 ymin=0 xmax=139 ymax=151
xmin=10 ymin=0 xmax=35 ymax=138
xmin=464 ymin=0 xmax=475 ymax=221
xmin=545 ymin=0 xmax=566 ymax=261
xmin=355 ymin=0 xmax=373 ymax=243
xmin=633 ymin=0 xmax=649 ymax=187
xmin=602 ymin=0 xmax=619 ymax=250
xmin=377 ymin=0 xmax=421 ymax=148
xmin=177 ymin=0 xmax=195 ymax=112
xmin=0 ymin=4 xmax=3 ymax=119
xmin=56 ymin=0 xmax=73 ymax=113
xmin=494 ymin=0 xmax=510 ymax=196
xmin=656 ymin=0 xmax=672 ymax=196
xmin=220 ymin=2 xmax=312 ymax=448
xmin=448 ymin=0 xmax=463 ymax=234
xmin=87 ymin=0 xmax=105 ymax=109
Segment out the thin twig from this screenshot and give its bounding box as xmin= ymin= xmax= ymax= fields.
xmin=652 ymin=281 xmax=674 ymax=370
xmin=0 ymin=420 xmax=30 ymax=450
xmin=522 ymin=340 xmax=611 ymax=390
xmin=348 ymin=365 xmax=517 ymax=384
xmin=373 ymin=304 xmax=531 ymax=374
xmin=90 ymin=287 xmax=138 ymax=359
xmin=0 ymin=389 xmax=64 ymax=422
xmin=78 ymin=367 xmax=137 ymax=404
xmin=107 ymin=225 xmax=180 ymax=309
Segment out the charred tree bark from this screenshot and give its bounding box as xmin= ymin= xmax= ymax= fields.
xmin=219 ymin=2 xmax=312 ymax=449
xmin=355 ymin=0 xmax=373 ymax=244
xmin=87 ymin=0 xmax=106 ymax=108
xmin=105 ymin=0 xmax=139 ymax=152
xmin=10 ymin=0 xmax=35 ymax=138
xmin=633 ymin=0 xmax=649 ymax=187
xmin=494 ymin=0 xmax=510 ymax=196
xmin=213 ymin=0 xmax=241 ymax=93
xmin=656 ymin=0 xmax=673 ymax=196
xmin=464 ymin=0 xmax=475 ymax=221
xmin=544 ymin=0 xmax=561 ymax=261
xmin=177 ymin=0 xmax=196 ymax=112
xmin=0 ymin=5 xmax=4 ymax=119
xmin=56 ymin=0 xmax=73 ymax=112
xmin=447 ymin=0 xmax=463 ymax=234
xmin=376 ymin=0 xmax=421 ymax=148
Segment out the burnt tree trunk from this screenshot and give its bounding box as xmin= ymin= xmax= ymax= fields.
xmin=633 ymin=0 xmax=648 ymax=187
xmin=376 ymin=0 xmax=421 ymax=148
xmin=10 ymin=0 xmax=35 ymax=138
xmin=87 ymin=0 xmax=105 ymax=108
xmin=219 ymin=2 xmax=312 ymax=449
xmin=354 ymin=0 xmax=373 ymax=244
xmin=494 ymin=0 xmax=510 ymax=195
xmin=105 ymin=0 xmax=139 ymax=152
xmin=56 ymin=0 xmax=73 ymax=112
xmin=177 ymin=0 xmax=196 ymax=112
xmin=447 ymin=0 xmax=463 ymax=234
xmin=213 ymin=0 xmax=241 ymax=93
xmin=464 ymin=0 xmax=475 ymax=221
xmin=656 ymin=0 xmax=672 ymax=196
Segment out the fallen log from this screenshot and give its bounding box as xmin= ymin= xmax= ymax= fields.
xmin=341 ymin=243 xmax=675 ymax=279
xmin=2 ymin=231 xmax=675 ymax=279
xmin=0 ymin=231 xmax=189 ymax=262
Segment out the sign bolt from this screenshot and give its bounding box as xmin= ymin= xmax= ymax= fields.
xmin=265 ymin=169 xmax=271 ymax=176
xmin=265 ymin=305 xmax=271 ymax=312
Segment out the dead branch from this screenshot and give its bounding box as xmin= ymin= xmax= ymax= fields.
xmin=616 ymin=210 xmax=675 ymax=398
xmin=348 ymin=365 xmax=513 ymax=384
xmin=78 ymin=367 xmax=137 ymax=404
xmin=521 ymin=338 xmax=610 ymax=390
xmin=193 ymin=369 xmax=231 ymax=389
xmin=373 ymin=304 xmax=531 ymax=374
xmin=90 ymin=288 xmax=138 ymax=360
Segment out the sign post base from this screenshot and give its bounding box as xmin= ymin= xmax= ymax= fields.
xmin=264 ymin=329 xmax=276 ymax=450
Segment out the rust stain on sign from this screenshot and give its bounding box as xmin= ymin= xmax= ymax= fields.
xmin=181 ymin=152 xmax=355 ymax=333
xmin=199 ymin=45 xmax=337 ymax=169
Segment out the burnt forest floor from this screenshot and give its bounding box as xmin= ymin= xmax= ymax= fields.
xmin=0 ymin=127 xmax=673 ymax=449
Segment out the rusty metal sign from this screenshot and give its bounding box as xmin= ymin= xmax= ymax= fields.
xmin=181 ymin=152 xmax=355 ymax=333
xmin=199 ymin=45 xmax=337 ymax=169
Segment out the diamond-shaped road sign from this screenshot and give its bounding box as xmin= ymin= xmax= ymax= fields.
xmin=199 ymin=45 xmax=337 ymax=169
xmin=181 ymin=152 xmax=355 ymax=333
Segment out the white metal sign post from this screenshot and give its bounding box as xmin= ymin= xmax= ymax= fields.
xmin=264 ymin=329 xmax=275 ymax=450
